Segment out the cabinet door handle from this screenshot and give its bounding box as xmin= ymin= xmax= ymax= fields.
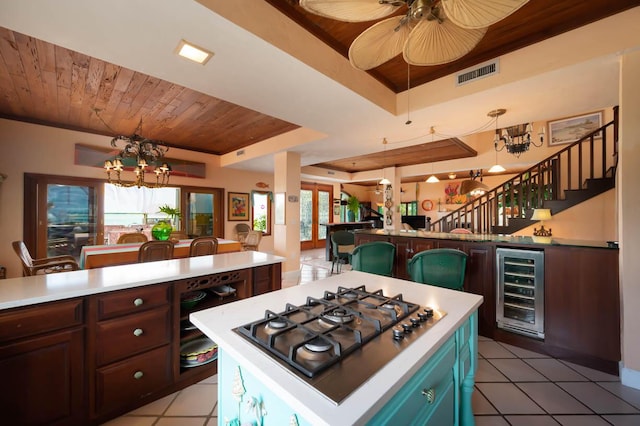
xmin=133 ymin=328 xmax=144 ymax=337
xmin=421 ymin=388 xmax=436 ymax=404
xmin=133 ymin=371 xmax=144 ymax=380
xmin=133 ymin=298 xmax=144 ymax=307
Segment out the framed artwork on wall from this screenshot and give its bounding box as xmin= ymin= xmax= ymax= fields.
xmin=548 ymin=111 xmax=603 ymax=146
xmin=228 ymin=192 xmax=249 ymax=221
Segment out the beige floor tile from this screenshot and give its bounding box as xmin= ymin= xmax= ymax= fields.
xmin=205 ymin=417 xmax=218 ymax=426
xmin=557 ymin=383 xmax=639 ymax=414
xmin=165 ymin=384 xmax=218 ymax=416
xmin=476 ymin=359 xmax=509 ymax=383
xmin=155 ymin=418 xmax=208 ymax=426
xmin=478 ymin=340 xmax=518 ymax=359
xmin=516 ymin=382 xmax=591 ymax=414
xmin=601 ymin=414 xmax=640 ymax=425
xmin=499 ymin=342 xmax=550 ymax=359
xmin=503 ymin=415 xmax=562 ymax=425
xmin=559 ymin=361 xmax=620 ymax=382
xmin=101 ymin=416 xmax=158 ymax=426
xmin=597 ymin=382 xmax=640 ymax=410
xmin=198 ymin=374 xmax=218 ymax=385
xmin=473 ymin=387 xmax=498 ymax=414
xmin=474 ymin=415 xmax=510 ymax=425
xmin=552 ymin=415 xmax=612 ymax=426
xmin=126 ymin=392 xmax=179 ymax=416
xmin=524 ymin=359 xmax=589 ymax=382
xmin=489 ymin=359 xmax=549 ymax=382
xmin=476 ymin=383 xmax=545 ymax=414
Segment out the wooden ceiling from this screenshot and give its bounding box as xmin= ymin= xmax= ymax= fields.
xmin=265 ymin=0 xmax=640 ymax=92
xmin=0 ymin=27 xmax=299 ymax=156
xmin=316 ymin=137 xmax=476 ymax=172
xmin=1 ymin=0 xmax=638 ymax=172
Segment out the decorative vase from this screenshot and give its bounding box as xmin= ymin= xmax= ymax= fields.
xmin=152 ymin=220 xmax=173 ymax=240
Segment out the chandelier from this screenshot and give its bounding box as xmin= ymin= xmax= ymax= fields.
xmin=488 ymin=109 xmax=544 ymax=158
xmin=103 ymin=122 xmax=171 ymax=188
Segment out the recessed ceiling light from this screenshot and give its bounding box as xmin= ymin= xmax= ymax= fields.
xmin=176 ymin=39 xmax=213 ymax=65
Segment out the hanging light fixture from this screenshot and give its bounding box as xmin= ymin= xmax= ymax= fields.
xmin=460 ymin=170 xmax=489 ymax=196
xmin=425 ymin=126 xmax=439 ymax=183
xmin=103 ymin=119 xmax=172 ymax=188
xmin=488 ymin=108 xmax=545 ymax=158
xmin=379 ymin=138 xmax=391 ymax=185
xmin=488 ymin=109 xmax=506 ymax=173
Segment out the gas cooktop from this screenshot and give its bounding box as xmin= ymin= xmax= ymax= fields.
xmin=234 ymin=285 xmax=446 ymax=403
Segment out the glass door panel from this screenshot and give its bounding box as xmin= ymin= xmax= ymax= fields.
xmin=300 ymin=189 xmax=313 ymax=243
xmin=300 ymin=183 xmax=333 ymax=250
xmin=317 ymin=190 xmax=330 ymax=241
xmin=187 ymin=193 xmax=214 ymax=237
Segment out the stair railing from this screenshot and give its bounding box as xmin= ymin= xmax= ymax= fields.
xmin=431 ymin=106 xmax=618 ymax=234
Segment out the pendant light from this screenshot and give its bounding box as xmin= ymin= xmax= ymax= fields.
xmin=426 ymin=127 xmax=439 ymax=183
xmin=488 ymin=109 xmax=506 ymax=173
xmin=379 ymin=138 xmax=391 ymax=185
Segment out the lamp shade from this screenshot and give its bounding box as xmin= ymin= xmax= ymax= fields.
xmin=426 ymin=175 xmax=439 ymax=183
xmin=460 ymin=179 xmax=489 ymax=195
xmin=379 ymin=178 xmax=391 ymax=185
xmin=531 ymin=209 xmax=552 ymax=221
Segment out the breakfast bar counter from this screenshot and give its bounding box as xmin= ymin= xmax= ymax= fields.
xmin=191 ymin=271 xmax=483 ymax=426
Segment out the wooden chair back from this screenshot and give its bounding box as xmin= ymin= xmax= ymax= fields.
xmin=242 ymin=230 xmax=262 ymax=251
xmin=117 ymin=232 xmax=148 ymax=244
xmin=189 ymin=236 xmax=219 ymax=257
xmin=138 ymin=240 xmax=174 ymax=263
xmin=12 ymin=240 xmax=79 ymax=276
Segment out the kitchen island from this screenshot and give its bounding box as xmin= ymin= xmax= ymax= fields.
xmin=191 ymin=271 xmax=483 ymax=426
xmin=0 ymin=251 xmax=284 ymax=425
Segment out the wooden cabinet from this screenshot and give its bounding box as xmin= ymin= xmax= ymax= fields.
xmin=89 ymin=283 xmax=172 ymax=420
xmin=0 ymin=299 xmax=85 ymax=425
xmin=463 ymin=243 xmax=494 ymax=338
xmin=544 ymin=246 xmax=620 ymax=369
xmin=253 ymin=263 xmax=282 ymax=295
xmin=390 ymin=236 xmax=435 ymax=279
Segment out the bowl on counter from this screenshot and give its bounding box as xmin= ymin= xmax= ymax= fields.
xmin=180 ymin=337 xmax=218 ymax=367
xmin=180 ymin=290 xmax=207 ymax=309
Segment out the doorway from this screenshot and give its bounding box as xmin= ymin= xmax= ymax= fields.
xmin=300 ymin=182 xmax=333 ymax=250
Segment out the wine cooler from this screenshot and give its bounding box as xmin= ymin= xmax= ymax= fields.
xmin=496 ymin=248 xmax=545 ymax=339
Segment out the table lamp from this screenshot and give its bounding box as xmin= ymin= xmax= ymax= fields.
xmin=531 ymin=208 xmax=552 ymax=237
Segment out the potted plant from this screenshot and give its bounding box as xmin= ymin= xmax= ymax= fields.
xmin=152 ymin=205 xmax=181 ymax=240
xmin=346 ymin=195 xmax=359 ymax=222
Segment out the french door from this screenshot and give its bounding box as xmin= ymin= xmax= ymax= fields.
xmin=300 ymin=182 xmax=332 ymax=250
xmin=24 ymin=174 xmax=103 ymax=260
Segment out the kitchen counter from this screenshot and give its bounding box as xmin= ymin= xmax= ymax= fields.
xmin=190 ymin=271 xmax=483 ymax=425
xmin=354 ymin=228 xmax=618 ymax=249
xmin=0 ymin=251 xmax=285 ymax=311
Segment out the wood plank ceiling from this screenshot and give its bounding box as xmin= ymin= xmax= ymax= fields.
xmin=0 ymin=27 xmax=299 ymax=156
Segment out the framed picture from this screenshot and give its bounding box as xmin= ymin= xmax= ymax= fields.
xmin=227 ymin=192 xmax=249 ymax=221
xmin=548 ymin=111 xmax=603 ymax=146
xmin=275 ymin=192 xmax=285 ymax=225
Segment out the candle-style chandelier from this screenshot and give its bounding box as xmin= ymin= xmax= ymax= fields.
xmin=103 ymin=120 xmax=172 ymax=188
xmin=488 ymin=109 xmax=545 ymax=158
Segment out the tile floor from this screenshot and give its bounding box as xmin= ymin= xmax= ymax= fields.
xmin=104 ymin=249 xmax=640 ymax=426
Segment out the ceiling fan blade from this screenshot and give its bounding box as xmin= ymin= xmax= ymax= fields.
xmin=440 ymin=0 xmax=529 ymax=29
xmin=349 ymin=16 xmax=414 ymax=70
xmin=299 ymin=0 xmax=402 ymax=23
xmin=403 ymin=14 xmax=487 ymax=66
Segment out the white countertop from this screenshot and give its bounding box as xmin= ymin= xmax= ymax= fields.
xmin=190 ymin=271 xmax=483 ymax=426
xmin=0 ymin=251 xmax=285 ymax=311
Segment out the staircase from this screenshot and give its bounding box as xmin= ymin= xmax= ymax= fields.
xmin=431 ymin=107 xmax=619 ymax=234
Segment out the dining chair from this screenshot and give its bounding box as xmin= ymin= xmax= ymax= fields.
xmin=12 ymin=240 xmax=80 ymax=276
xmin=169 ymin=231 xmax=189 ymax=243
xmin=138 ymin=240 xmax=174 ymax=263
xmin=235 ymin=223 xmax=251 ymax=243
xmin=330 ymin=230 xmax=355 ymax=274
xmin=350 ymin=241 xmax=396 ymax=277
xmin=189 ymin=236 xmax=219 ymax=257
xmin=242 ymin=230 xmax=262 ymax=251
xmin=407 ymin=248 xmax=468 ymax=291
xmin=117 ymin=232 xmax=148 ymax=244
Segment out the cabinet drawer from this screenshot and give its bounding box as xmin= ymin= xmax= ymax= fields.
xmin=0 ymin=298 xmax=83 ymax=342
xmin=95 ymin=345 xmax=172 ymax=416
xmin=371 ymin=337 xmax=456 ymax=425
xmin=96 ymin=306 xmax=171 ymax=366
xmin=96 ymin=284 xmax=170 ymax=320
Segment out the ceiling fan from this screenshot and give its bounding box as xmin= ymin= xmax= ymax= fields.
xmin=299 ymin=0 xmax=529 ymax=70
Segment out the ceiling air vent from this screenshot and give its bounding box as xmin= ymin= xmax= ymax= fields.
xmin=456 ymin=59 xmax=499 ymax=86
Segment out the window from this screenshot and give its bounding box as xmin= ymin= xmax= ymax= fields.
xmin=251 ymin=191 xmax=271 ymax=235
xmin=400 ymin=201 xmax=418 ymax=216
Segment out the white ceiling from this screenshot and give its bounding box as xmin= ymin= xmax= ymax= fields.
xmin=1 ymin=1 xmax=638 ymax=176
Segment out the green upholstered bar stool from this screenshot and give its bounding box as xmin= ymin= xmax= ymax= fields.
xmin=350 ymin=241 xmax=396 ymax=277
xmin=407 ymin=248 xmax=468 ymax=291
